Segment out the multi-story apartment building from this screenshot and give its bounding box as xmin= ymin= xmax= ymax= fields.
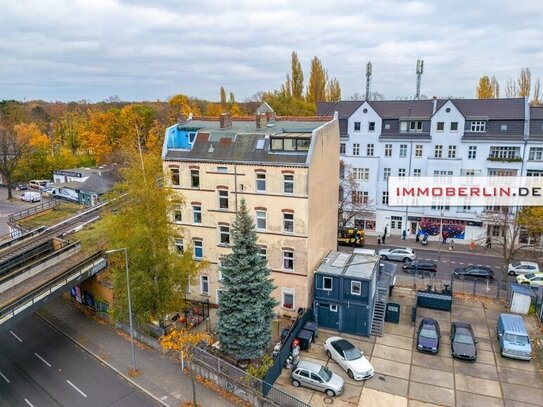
xmin=318 ymin=98 xmax=543 ymax=244
xmin=161 ymin=113 xmax=339 ymax=314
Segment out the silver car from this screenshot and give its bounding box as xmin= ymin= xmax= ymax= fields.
xmin=378 ymin=247 xmax=416 ymax=262
xmin=291 ymin=360 xmax=344 ymax=397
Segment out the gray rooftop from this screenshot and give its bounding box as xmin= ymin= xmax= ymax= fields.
xmin=315 ymin=251 xmax=378 ymax=280
xmin=79 ymin=173 xmax=116 ymax=194
xmin=531 ymin=107 xmax=543 ymax=120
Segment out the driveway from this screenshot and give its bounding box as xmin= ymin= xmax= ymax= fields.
xmin=275 ymin=287 xmax=543 ymax=406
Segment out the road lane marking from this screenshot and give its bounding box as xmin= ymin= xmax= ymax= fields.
xmin=67 ymin=380 xmax=87 ymax=398
xmin=9 ymin=330 xmax=22 ymax=342
xmin=34 ymin=353 xmax=51 ymax=367
xmin=24 ymin=399 xmax=34 ymax=407
xmin=459 ymin=262 xmax=464 ymax=265
xmin=451 ymin=261 xmax=456 ymax=264
xmin=0 ymin=371 xmax=10 ymax=383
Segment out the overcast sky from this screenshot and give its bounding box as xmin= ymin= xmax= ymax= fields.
xmin=1 ymin=0 xmax=542 ymax=102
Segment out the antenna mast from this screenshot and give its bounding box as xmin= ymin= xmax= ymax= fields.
xmin=365 ymin=62 xmax=372 ymax=101
xmin=415 ymin=59 xmax=424 ymax=100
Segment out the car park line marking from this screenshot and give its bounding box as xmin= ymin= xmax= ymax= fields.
xmin=67 ymin=380 xmax=87 ymax=398
xmin=24 ymin=399 xmax=34 ymax=407
xmin=10 ymin=330 xmax=23 ymax=342
xmin=0 ymin=371 xmax=10 ymax=383
xmin=34 ymin=353 xmax=51 ymax=367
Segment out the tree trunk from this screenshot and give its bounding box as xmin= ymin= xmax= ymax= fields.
xmin=6 ymin=174 xmax=12 ymax=199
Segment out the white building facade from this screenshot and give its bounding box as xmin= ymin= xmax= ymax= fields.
xmin=319 ymin=98 xmax=543 ymax=245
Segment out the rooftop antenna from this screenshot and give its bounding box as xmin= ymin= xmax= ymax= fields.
xmin=415 ymin=59 xmax=424 ymax=100
xmin=365 ymin=62 xmax=372 ymax=101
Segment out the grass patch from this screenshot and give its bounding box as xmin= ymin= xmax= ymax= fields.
xmin=74 ymin=217 xmax=110 ymax=254
xmin=18 ymin=202 xmax=83 ymax=229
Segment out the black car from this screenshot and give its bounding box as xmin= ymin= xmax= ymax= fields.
xmin=453 ymin=265 xmax=495 ymax=279
xmin=450 ymin=322 xmax=477 ymax=361
xmin=13 ymin=183 xmax=28 ymax=191
xmin=417 ymin=318 xmax=440 ymax=354
xmin=402 ymin=260 xmax=437 ymax=273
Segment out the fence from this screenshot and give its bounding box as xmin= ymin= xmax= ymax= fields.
xmin=190 ymin=346 xmax=310 ymax=407
xmin=8 ymin=200 xmax=59 ymax=225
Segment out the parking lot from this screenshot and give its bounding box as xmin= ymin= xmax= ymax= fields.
xmin=275 ymin=287 xmax=543 ymax=406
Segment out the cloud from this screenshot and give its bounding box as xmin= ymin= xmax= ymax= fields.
xmin=0 ymin=0 xmax=542 ymax=101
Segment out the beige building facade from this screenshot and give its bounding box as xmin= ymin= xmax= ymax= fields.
xmin=162 ymin=112 xmax=339 ymax=316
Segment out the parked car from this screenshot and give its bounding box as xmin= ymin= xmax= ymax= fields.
xmin=402 ymin=260 xmax=437 ymax=273
xmin=516 ymin=272 xmax=543 ymax=287
xmin=378 ymin=247 xmax=416 ymax=263
xmin=21 ymin=191 xmax=41 ymax=202
xmin=416 ymin=318 xmax=440 ymax=354
xmin=13 ymin=183 xmax=28 ymax=191
xmin=28 ymin=179 xmax=49 ymax=191
xmin=496 ymin=314 xmax=532 ymax=360
xmin=323 ymin=336 xmax=374 ymax=380
xmin=450 ymin=322 xmax=477 ymax=361
xmin=291 ymin=360 xmax=344 ymax=397
xmin=507 ymin=261 xmax=540 ymax=276
xmin=453 ymin=265 xmax=495 ymax=280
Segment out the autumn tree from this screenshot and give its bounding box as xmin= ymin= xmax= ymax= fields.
xmin=306 ymin=56 xmax=328 ymax=104
xmin=262 ymin=91 xmax=316 ymax=116
xmin=14 ymin=123 xmax=52 ymax=181
xmin=326 ymin=78 xmax=341 ymax=101
xmin=168 ymin=94 xmax=201 ymax=123
xmin=476 ymin=76 xmax=494 ymax=99
xmin=220 ymin=86 xmax=227 ymax=109
xmin=291 ymin=51 xmax=304 ymax=99
xmin=216 ymin=198 xmax=277 ymax=361
xmin=505 ymin=78 xmax=517 ymax=98
xmin=518 ymin=67 xmax=531 ymax=98
xmin=338 ymin=161 xmax=374 ymax=229
xmin=0 ymin=123 xmax=32 ymax=199
xmin=532 ymin=79 xmax=541 ymax=106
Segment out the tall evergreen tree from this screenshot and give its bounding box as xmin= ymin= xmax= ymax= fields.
xmin=217 ymin=199 xmax=277 ymax=361
xmin=291 ymin=51 xmax=304 ymax=99
xmin=306 ymin=56 xmax=328 ymax=104
xmin=326 ymin=78 xmax=342 ymax=101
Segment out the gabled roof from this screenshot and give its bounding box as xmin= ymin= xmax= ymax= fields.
xmin=451 ymin=98 xmax=525 ymax=120
xmin=370 ymin=100 xmax=437 ymax=119
xmin=79 ymin=173 xmax=115 ymax=194
xmin=255 ymin=102 xmax=274 ymax=114
xmin=317 ymin=101 xmax=363 ymax=119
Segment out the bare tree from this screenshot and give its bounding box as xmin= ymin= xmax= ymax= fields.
xmin=532 ymin=78 xmax=542 ymax=106
xmin=0 ymin=124 xmax=30 ymax=199
xmin=491 ymin=76 xmax=500 ymax=98
xmin=338 ymin=161 xmax=374 ymax=229
xmin=504 ymin=78 xmax=517 ymax=98
xmin=518 ymin=67 xmax=532 ymax=98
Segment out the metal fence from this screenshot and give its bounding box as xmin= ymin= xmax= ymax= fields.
xmin=190 ymin=346 xmax=310 ymax=407
xmin=8 ymin=200 xmax=59 ymax=225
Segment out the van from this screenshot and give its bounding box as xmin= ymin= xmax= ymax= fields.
xmin=496 ymin=314 xmax=532 ymax=360
xmin=28 ymin=179 xmax=49 ymax=191
xmin=21 ymin=191 xmax=41 ymax=202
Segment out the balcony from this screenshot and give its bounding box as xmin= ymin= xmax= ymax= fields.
xmin=486 ymin=156 xmax=523 ymax=163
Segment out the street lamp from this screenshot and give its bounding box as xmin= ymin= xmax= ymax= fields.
xmin=105 ymin=248 xmax=137 ymax=372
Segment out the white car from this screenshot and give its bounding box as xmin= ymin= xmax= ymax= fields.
xmin=21 ymin=191 xmax=41 ymax=202
xmin=324 ymin=336 xmax=374 ymax=380
xmin=378 ymin=247 xmax=416 ymax=263
xmin=507 ymin=261 xmax=540 ymax=276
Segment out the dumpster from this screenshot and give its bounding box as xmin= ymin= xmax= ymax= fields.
xmin=296 ymin=329 xmax=313 ymax=351
xmin=385 ymin=303 xmax=400 ymax=324
xmin=303 ymin=322 xmax=319 ymax=342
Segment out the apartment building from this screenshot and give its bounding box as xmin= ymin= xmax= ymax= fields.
xmin=318 ymin=98 xmax=543 ymax=244
xmin=161 ymin=113 xmax=339 ymax=314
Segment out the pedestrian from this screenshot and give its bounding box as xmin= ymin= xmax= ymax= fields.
xmin=486 ymin=236 xmax=492 ymax=249
xmin=382 ymin=233 xmax=386 ymax=245
xmin=469 ymin=240 xmax=476 ymax=252
xmin=402 ymin=230 xmax=407 ymax=240
xmin=415 ymin=231 xmax=420 ymax=243
xmin=449 ymin=239 xmax=455 ymax=251
xmin=377 ymin=235 xmax=381 ymax=245
xmin=442 ymin=233 xmax=447 ymax=245
xmin=384 ymin=226 xmax=388 ymax=238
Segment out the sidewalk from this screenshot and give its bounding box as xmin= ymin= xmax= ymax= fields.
xmin=38 ymin=296 xmax=236 ymax=407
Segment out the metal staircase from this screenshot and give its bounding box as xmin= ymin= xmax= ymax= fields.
xmin=370 ymin=285 xmax=388 ymax=336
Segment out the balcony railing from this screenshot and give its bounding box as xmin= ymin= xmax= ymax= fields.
xmin=486 ymin=156 xmax=523 ymax=162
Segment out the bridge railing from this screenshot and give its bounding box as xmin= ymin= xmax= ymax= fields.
xmin=8 ymin=200 xmax=60 ymax=225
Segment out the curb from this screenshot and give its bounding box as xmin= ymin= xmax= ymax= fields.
xmin=35 ymin=311 xmax=170 ymax=407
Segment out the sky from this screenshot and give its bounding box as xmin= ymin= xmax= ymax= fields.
xmin=1 ymin=0 xmax=542 ymax=103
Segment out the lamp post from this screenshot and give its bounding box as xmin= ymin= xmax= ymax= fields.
xmin=105 ymin=248 xmax=137 ymax=372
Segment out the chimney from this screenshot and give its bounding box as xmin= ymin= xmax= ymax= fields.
xmin=177 ymin=115 xmax=187 ymax=124
xmin=432 ymin=96 xmax=437 ymax=114
xmin=220 ymin=113 xmax=232 ymax=129
xmin=256 ymin=114 xmax=262 ymax=129
xmin=265 ymin=111 xmax=276 ymax=123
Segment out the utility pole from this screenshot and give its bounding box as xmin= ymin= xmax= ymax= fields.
xmin=415 ymin=59 xmax=424 ymax=100
xmin=365 ymin=62 xmax=372 ymax=101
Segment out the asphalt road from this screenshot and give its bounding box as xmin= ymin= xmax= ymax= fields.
xmin=0 ymin=314 xmax=158 ymax=407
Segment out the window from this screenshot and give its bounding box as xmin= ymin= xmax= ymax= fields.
xmin=462 ymin=204 xmax=472 ymax=211
xmin=489 ymin=225 xmax=502 ymax=237
xmin=390 ymin=215 xmax=402 ymax=230
xmin=173 ymin=204 xmax=182 ymax=223
xmin=470 ymin=121 xmax=486 ymax=132
xmin=367 ymin=144 xmax=374 ymax=156
xmin=351 ymin=281 xmax=361 ymax=295
xmin=434 ymin=170 xmax=453 ymax=177
xmin=450 ymin=122 xmax=458 ymax=132
xmin=200 ymin=275 xmax=209 ymax=295
xmin=413 ymin=169 xmax=422 ymax=177
xmin=340 ymin=143 xmax=346 ymax=155
xmin=353 ymin=168 xmax=369 ymax=181
xmin=529 ymin=147 xmax=543 ymax=161
xmin=283 ymin=250 xmax=294 ymax=271
xmin=398 ymin=169 xmax=406 ymax=177
xmin=384 ymin=123 xmax=391 ymax=130
xmin=256 ymin=210 xmax=267 ymax=230
xmin=368 ymin=122 xmax=375 ymax=132
xmin=218 ymin=190 xmax=229 ymax=210
xmin=352 ymin=191 xmax=368 ymax=204
xmin=283 ymin=174 xmax=294 ymax=194
xmin=383 ymin=168 xmax=391 ymax=181
xmin=410 ymin=121 xmax=423 ymax=132
xmin=174 ymin=238 xmax=184 ymax=253
xmin=170 ymin=168 xmax=180 ymax=186
xmin=382 ymin=191 xmax=389 ymax=205
xmin=527 ymin=170 xmax=543 ymax=178
xmin=193 ymin=240 xmax=203 ymax=259
xmin=437 ymin=122 xmax=444 ymax=132
xmin=354 ymin=122 xmax=361 ymax=131
xmin=217 ymin=166 xmax=227 ymax=172
xmin=488 ymin=168 xmax=517 ymax=176
xmin=448 ymin=145 xmax=457 ymax=158
xmin=434 ymin=145 xmax=443 ymax=158
xmin=399 ymin=144 xmax=407 ymax=158
xmin=468 ymin=146 xmax=477 ymax=159
xmin=489 ymin=146 xmax=520 ymax=159
xmin=190 ymin=169 xmax=200 ymax=188
xmin=400 ymin=121 xmax=408 ymax=132
xmin=219 ymin=225 xmax=230 ymax=245
xmin=283 ymin=213 xmax=294 ymax=233
xmin=352 ymin=143 xmax=360 ymax=156
xmin=282 ymin=289 xmax=294 ymax=309
xmin=258 ymin=246 xmax=267 ymax=263
xmin=192 ymin=205 xmax=202 ymax=224
xmin=415 ymin=145 xmax=423 ymax=157
xmin=323 ymin=277 xmax=333 ymax=291
xmin=384 ymin=144 xmax=392 ymax=157
xmin=501 ymin=124 xmax=508 ymax=131
xmin=256 ymin=173 xmax=266 ymax=192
